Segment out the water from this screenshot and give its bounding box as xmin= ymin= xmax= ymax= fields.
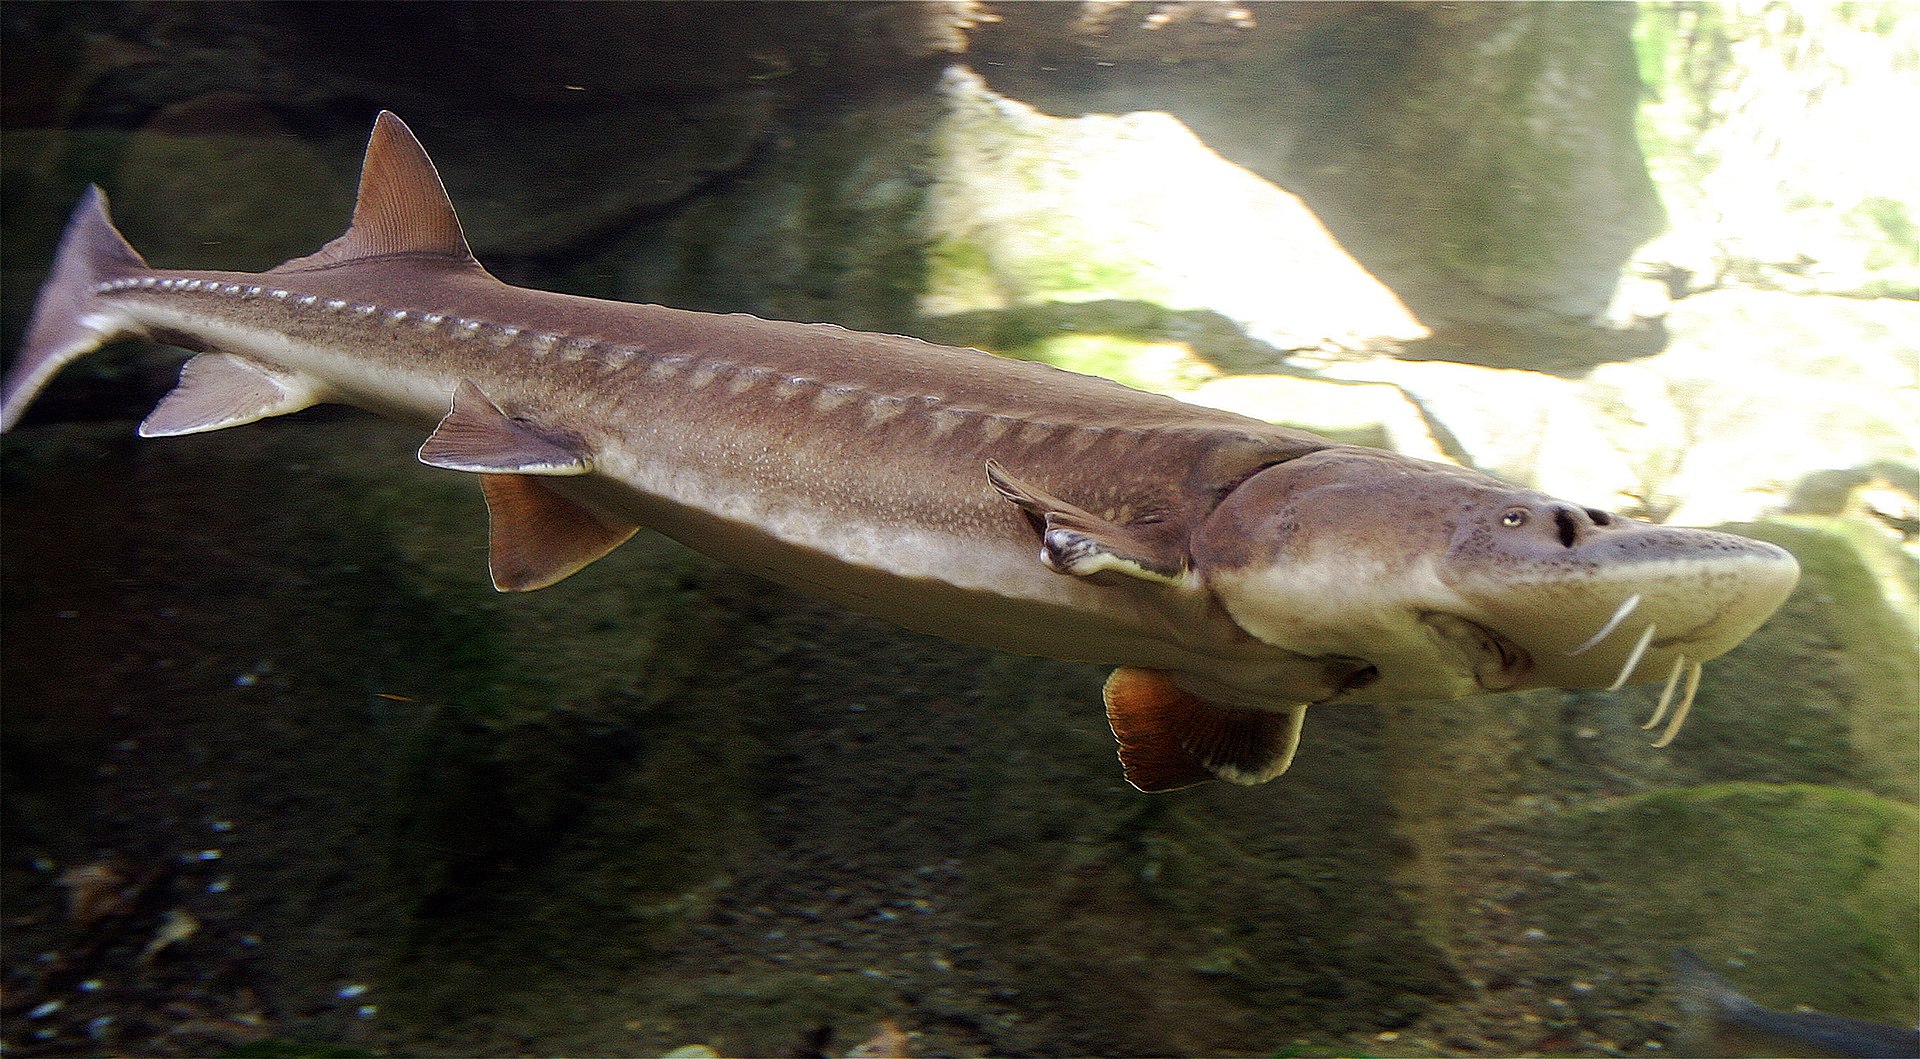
xmin=2 ymin=4 xmax=1915 ymax=1056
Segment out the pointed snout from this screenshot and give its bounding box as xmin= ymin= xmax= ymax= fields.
xmin=1447 ymin=512 xmax=1801 ymax=689
xmin=1576 ymin=525 xmax=1799 ymax=662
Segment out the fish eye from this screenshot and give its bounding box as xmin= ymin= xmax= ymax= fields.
xmin=1500 ymin=508 xmax=1528 ymax=528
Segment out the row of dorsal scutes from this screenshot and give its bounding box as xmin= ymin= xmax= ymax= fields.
xmin=109 ymin=269 xmax=1181 ymax=479
xmin=105 ymin=270 xmax=668 ymax=373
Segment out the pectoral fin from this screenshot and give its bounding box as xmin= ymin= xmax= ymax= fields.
xmin=985 ymin=460 xmax=1187 ymax=585
xmin=1103 ymin=667 xmax=1308 ymax=791
xmin=479 ymin=474 xmax=638 ymax=591
xmin=418 ymin=379 xmax=591 ymax=475
xmin=140 ymin=353 xmax=329 ymax=437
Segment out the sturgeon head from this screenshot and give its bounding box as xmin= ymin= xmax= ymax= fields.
xmin=1190 ymin=446 xmax=1800 ymax=729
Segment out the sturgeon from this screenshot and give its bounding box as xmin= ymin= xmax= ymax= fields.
xmin=1 ymin=112 xmax=1801 ymax=790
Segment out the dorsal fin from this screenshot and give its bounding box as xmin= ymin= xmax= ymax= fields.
xmin=272 ymin=111 xmax=475 ymax=272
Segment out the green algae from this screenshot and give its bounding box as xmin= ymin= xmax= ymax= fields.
xmin=614 ymin=99 xmax=936 ymax=332
xmin=922 ymin=235 xmax=999 ymax=311
xmin=1535 ymin=782 xmax=1919 ymax=1024
xmin=1133 ymin=792 xmax=1458 ymax=1032
xmin=998 ymin=333 xmax=1214 ymax=395
xmin=922 ymin=224 xmax=1165 ymax=314
xmin=1735 ymin=518 xmax=1920 ymax=801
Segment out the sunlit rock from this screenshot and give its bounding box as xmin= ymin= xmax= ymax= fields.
xmin=1634 ymin=4 xmax=1920 ymax=300
xmin=1183 ymin=373 xmax=1446 ymax=460
xmin=923 ymin=66 xmax=1427 ymax=353
xmin=1586 ymin=290 xmax=1920 ymax=526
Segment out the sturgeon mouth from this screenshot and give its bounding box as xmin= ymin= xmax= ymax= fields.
xmin=1421 ymin=611 xmax=1533 ymax=691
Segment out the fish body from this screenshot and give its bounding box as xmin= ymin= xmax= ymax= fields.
xmin=1 ymin=113 xmax=1801 ymax=789
xmin=1673 ymin=949 xmax=1920 ymax=1058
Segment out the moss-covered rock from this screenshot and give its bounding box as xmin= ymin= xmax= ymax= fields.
xmin=1530 ymin=783 xmax=1917 ymax=1027
xmin=965 ymin=3 xmax=1665 ymax=367
xmin=1740 ymin=518 xmax=1920 ymax=800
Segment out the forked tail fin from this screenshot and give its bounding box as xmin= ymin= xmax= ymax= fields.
xmin=0 ymin=186 xmax=150 ymax=432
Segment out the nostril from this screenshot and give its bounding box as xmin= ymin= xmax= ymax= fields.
xmin=1554 ymin=508 xmax=1579 ymax=548
xmin=1586 ymin=508 xmax=1613 ymax=526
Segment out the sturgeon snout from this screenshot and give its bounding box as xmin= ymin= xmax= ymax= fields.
xmin=1444 ymin=500 xmax=1802 ymax=693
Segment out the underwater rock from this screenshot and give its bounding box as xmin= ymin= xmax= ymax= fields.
xmin=415 ymin=90 xmax=780 ymax=260
xmin=1633 ymin=4 xmax=1920 ymax=301
xmin=1311 ymin=357 xmax=1637 ymax=511
xmin=1515 ymin=783 xmax=1918 ymax=1036
xmin=610 ymin=91 xmax=945 ymax=334
xmin=1184 ymin=373 xmax=1446 ymax=458
xmin=613 ymin=63 xmax=1429 ymax=362
xmin=919 ymin=66 xmax=1427 ymax=353
xmin=1199 ymin=289 xmax=1920 ymax=534
xmin=112 ymin=95 xmax=353 ymax=271
xmin=2 ymin=2 xmax=1672 ymax=368
xmin=1585 ymin=290 xmax=1920 ymax=527
xmin=1740 ymin=519 xmax=1920 ymax=799
xmin=1 ymin=4 xmax=964 ymax=261
xmin=0 ymin=418 xmax=771 ymax=1051
xmin=966 ymin=2 xmax=1665 ymax=367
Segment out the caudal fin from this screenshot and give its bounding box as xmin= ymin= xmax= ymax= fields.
xmin=1 ymin=186 xmax=150 ymax=432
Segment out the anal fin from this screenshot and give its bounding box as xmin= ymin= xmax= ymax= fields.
xmin=1103 ymin=668 xmax=1308 ymax=792
xmin=139 ymin=353 xmax=329 ymax=437
xmin=480 ymin=474 xmax=638 ymax=591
